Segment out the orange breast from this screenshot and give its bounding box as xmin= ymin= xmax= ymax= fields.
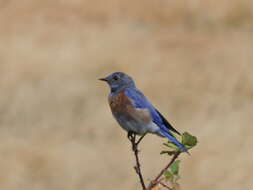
xmin=108 ymin=91 xmax=152 ymax=123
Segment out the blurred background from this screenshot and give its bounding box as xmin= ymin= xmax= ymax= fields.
xmin=0 ymin=0 xmax=253 ymax=189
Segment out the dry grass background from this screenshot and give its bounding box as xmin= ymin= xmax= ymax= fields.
xmin=0 ymin=0 xmax=253 ymax=189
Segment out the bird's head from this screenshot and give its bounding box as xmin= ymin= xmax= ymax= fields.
xmin=99 ymin=72 xmax=135 ymax=93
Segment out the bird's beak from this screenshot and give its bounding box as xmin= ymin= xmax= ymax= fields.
xmin=99 ymin=77 xmax=108 ymax=82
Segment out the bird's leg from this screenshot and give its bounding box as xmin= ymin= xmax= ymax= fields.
xmin=132 ymin=134 xmax=137 ymax=151
xmin=127 ymin=131 xmax=138 ymax=151
xmin=127 ymin=131 xmax=134 ymax=141
xmin=127 ymin=132 xmax=147 ymax=151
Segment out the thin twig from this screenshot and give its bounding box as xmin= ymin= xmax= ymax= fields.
xmin=147 ymin=151 xmax=181 ymax=190
xmin=129 ymin=133 xmax=146 ymax=190
xmin=158 ymin=181 xmax=173 ymax=190
xmin=128 ymin=132 xmax=181 ymax=190
xmin=136 ymin=133 xmax=147 ymax=146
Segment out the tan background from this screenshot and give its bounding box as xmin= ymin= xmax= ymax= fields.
xmin=0 ymin=0 xmax=253 ymax=190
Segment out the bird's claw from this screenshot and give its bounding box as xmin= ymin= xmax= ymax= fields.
xmin=127 ymin=131 xmax=134 ymax=141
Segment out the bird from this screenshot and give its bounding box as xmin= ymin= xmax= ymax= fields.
xmin=99 ymin=72 xmax=188 ymax=152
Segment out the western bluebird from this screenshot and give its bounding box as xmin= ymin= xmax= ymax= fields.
xmin=100 ymin=72 xmax=187 ymax=152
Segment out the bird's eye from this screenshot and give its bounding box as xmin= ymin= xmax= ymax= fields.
xmin=113 ymin=75 xmax=119 ymax=80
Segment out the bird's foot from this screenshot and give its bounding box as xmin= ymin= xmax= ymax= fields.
xmin=127 ymin=132 xmax=138 ymax=151
xmin=127 ymin=131 xmax=134 ymax=141
xmin=127 ymin=132 xmax=147 ymax=152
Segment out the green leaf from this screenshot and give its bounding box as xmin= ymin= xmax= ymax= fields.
xmin=174 ymin=175 xmax=181 ymax=182
xmin=181 ymin=132 xmax=198 ymax=149
xmin=163 ymin=142 xmax=180 ymax=151
xmin=164 ymin=170 xmax=173 ymax=181
xmin=170 ymin=160 xmax=180 ymax=175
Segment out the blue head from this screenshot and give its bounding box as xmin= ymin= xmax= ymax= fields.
xmin=99 ymin=72 xmax=136 ymax=93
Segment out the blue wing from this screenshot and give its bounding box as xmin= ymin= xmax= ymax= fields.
xmin=124 ymin=88 xmax=181 ymax=135
xmin=124 ymin=88 xmax=188 ymax=152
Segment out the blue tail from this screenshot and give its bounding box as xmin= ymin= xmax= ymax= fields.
xmin=160 ymin=129 xmax=189 ymax=153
